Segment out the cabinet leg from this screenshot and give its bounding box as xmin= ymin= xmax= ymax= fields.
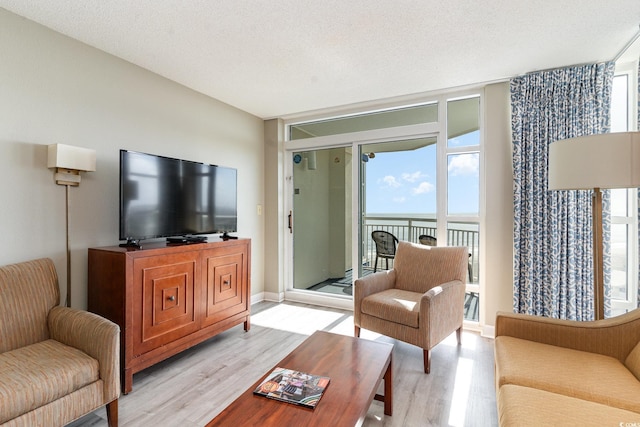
xmin=244 ymin=317 xmax=250 ymax=331
xmin=123 ymin=369 xmax=133 ymax=394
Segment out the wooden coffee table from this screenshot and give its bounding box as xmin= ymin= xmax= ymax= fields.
xmin=206 ymin=330 xmax=393 ymax=426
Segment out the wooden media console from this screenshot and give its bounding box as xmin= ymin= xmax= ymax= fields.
xmin=88 ymin=238 xmax=251 ymax=394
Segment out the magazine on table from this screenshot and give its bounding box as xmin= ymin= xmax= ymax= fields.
xmin=252 ymin=367 xmax=330 ymax=409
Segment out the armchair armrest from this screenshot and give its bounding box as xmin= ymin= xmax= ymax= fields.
xmin=495 ymin=310 xmax=640 ymax=362
xmin=354 ymin=270 xmax=396 ymax=300
xmin=354 ymin=270 xmax=396 ymax=326
xmin=420 ymin=280 xmax=466 ymax=345
xmin=48 ymin=306 xmax=120 ymax=402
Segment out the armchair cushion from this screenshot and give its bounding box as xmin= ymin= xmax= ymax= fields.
xmin=0 ymin=339 xmax=99 ymax=423
xmin=361 ymin=288 xmax=420 ymax=328
xmin=625 ymin=341 xmax=640 ymax=381
xmin=498 ymin=384 xmax=640 ymax=427
xmin=495 ymin=335 xmax=640 ymax=413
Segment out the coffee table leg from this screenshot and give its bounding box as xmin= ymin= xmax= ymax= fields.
xmin=384 ymin=354 xmax=392 ymax=416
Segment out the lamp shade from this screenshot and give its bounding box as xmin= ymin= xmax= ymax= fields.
xmin=47 ymin=144 xmax=96 ymax=172
xmin=548 ymin=131 xmax=640 ymax=190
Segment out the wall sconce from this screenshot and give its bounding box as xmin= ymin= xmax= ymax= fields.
xmin=47 ymin=143 xmax=96 ymax=185
xmin=47 ymin=144 xmax=96 ymax=307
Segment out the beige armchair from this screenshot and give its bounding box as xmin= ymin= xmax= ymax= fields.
xmin=354 ymin=241 xmax=468 ymax=373
xmin=0 ymin=258 xmax=120 ymax=427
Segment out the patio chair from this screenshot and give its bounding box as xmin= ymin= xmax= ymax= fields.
xmin=371 ymin=230 xmax=398 ymax=272
xmin=418 ymin=234 xmax=437 ymax=246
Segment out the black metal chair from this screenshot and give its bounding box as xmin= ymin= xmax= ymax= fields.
xmin=418 ymin=234 xmax=437 ymax=246
xmin=371 ymin=230 xmax=399 ymax=272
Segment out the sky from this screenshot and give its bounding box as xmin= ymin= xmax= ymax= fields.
xmin=365 ymin=131 xmax=480 ymax=216
xmin=365 ymin=75 xmax=627 ymax=216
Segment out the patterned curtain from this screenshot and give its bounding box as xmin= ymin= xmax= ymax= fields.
xmin=511 ymin=62 xmax=615 ymax=320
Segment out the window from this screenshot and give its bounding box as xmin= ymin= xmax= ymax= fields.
xmin=446 ymin=97 xmax=481 ymax=322
xmin=289 ymin=103 xmax=438 ymax=140
xmin=609 ymin=67 xmax=639 ymax=316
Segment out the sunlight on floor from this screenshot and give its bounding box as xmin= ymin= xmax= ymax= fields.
xmin=251 ymin=304 xmax=344 ymax=335
xmin=448 ymin=357 xmax=473 ymax=427
xmin=252 ymin=304 xmax=387 ymax=341
xmin=440 ymin=330 xmax=479 ymax=350
xmin=325 ymin=314 xmax=384 ymax=340
xmin=325 ymin=314 xmax=355 ymax=336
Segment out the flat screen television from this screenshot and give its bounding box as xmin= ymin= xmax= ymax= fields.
xmin=119 ymin=150 xmax=237 ymax=245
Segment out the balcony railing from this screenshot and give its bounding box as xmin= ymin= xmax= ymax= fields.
xmin=363 ymin=215 xmax=479 ymax=283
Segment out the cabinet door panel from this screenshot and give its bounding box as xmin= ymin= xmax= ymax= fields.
xmin=133 ymin=254 xmax=199 ymax=356
xmin=203 ymin=250 xmax=247 ymax=325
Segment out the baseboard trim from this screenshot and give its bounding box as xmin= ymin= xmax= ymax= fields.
xmin=482 ymin=325 xmax=495 ymax=339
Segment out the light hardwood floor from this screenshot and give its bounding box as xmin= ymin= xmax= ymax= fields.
xmin=69 ymin=301 xmax=498 ymax=427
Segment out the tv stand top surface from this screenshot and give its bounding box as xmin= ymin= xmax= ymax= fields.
xmin=104 ymin=237 xmax=249 ymax=253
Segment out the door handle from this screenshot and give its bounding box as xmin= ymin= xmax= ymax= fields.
xmin=288 ymin=210 xmax=293 ymax=234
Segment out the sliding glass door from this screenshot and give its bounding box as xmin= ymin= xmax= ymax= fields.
xmin=284 ymin=93 xmax=482 ymax=324
xmin=291 ymin=147 xmax=353 ymax=296
xmin=359 ymin=138 xmax=437 ymax=278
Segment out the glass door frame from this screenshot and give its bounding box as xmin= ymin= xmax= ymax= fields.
xmin=281 ymin=89 xmax=485 ymax=323
xmin=283 ymin=122 xmax=440 ymax=310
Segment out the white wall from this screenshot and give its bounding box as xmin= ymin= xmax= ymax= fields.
xmin=0 ymin=8 xmax=265 ymax=309
xmin=483 ymin=82 xmax=515 ymax=331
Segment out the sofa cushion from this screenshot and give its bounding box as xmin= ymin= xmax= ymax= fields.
xmin=625 ymin=341 xmax=640 ymax=381
xmin=495 ymin=336 xmax=640 ymax=413
xmin=0 ymin=339 xmax=99 ymax=423
xmin=361 ymin=288 xmax=420 ymax=328
xmin=498 ymin=384 xmax=640 ymax=426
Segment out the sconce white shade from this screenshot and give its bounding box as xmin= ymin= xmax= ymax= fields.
xmin=548 ymin=132 xmax=640 ymax=190
xmin=47 ymin=144 xmax=96 ymax=172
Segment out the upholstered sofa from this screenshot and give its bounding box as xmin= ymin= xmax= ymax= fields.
xmin=354 ymin=241 xmax=468 ymax=373
xmin=0 ymin=258 xmax=120 ymax=427
xmin=494 ymin=309 xmax=640 ymax=426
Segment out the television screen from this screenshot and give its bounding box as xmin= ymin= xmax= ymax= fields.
xmin=119 ymin=150 xmax=237 ymax=242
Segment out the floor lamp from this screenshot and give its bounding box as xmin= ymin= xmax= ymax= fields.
xmin=47 ymin=144 xmax=96 ymax=307
xmin=548 ymin=131 xmax=640 ymax=320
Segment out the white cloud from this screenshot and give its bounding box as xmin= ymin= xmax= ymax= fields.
xmin=401 ymin=171 xmax=424 ymax=183
xmin=380 ymin=175 xmax=401 ymax=188
xmin=392 ymin=196 xmax=406 ymax=203
xmin=412 ymin=181 xmax=434 ymax=194
xmin=448 ymin=154 xmax=479 ymax=176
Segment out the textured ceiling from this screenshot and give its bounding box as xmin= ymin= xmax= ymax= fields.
xmin=1 ymin=1 xmax=639 ymax=119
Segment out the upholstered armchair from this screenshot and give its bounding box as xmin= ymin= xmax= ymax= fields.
xmin=354 ymin=241 xmax=468 ymax=373
xmin=0 ymin=258 xmax=120 ymax=427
